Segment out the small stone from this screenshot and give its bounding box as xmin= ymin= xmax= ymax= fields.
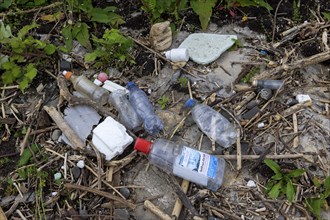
xmin=51 ymin=129 xmax=62 ymax=142
xmin=54 ymin=172 xmax=62 ymax=180
xmin=76 ymin=160 xmax=85 ymax=169
xmin=71 ymin=166 xmax=81 ymax=180
xmin=113 ymin=209 xmax=130 ymax=220
xmin=119 ymin=187 xmax=130 ymax=199
xmin=247 ymin=180 xmax=256 ymax=188
xmin=179 ymin=33 xmax=237 ymax=65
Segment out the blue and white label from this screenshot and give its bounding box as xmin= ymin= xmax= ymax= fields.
xmin=179 ymin=147 xmax=218 ymax=179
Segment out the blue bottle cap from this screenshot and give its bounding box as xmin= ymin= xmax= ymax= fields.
xmin=127 ymin=81 xmax=136 ymax=88
xmin=185 ymin=98 xmax=196 ymax=108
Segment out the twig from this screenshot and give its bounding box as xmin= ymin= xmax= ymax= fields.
xmin=216 ymin=153 xmax=303 ymax=160
xmin=292 ymin=113 xmax=299 ymax=148
xmin=144 ymin=200 xmax=172 ymax=220
xmin=90 ymin=142 xmax=103 ymax=189
xmin=171 ymin=179 xmax=190 ymax=219
xmin=236 ymin=128 xmax=242 ymax=171
xmin=203 ymin=203 xmax=241 ymax=220
xmin=0 ymin=2 xmax=63 ymax=16
xmin=64 ymin=183 xmax=136 ymax=210
xmin=19 ymin=126 xmax=31 ymax=155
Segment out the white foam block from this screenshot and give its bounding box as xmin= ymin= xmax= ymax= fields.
xmin=296 ymin=94 xmax=311 ymax=103
xmin=92 ymin=116 xmax=133 ymax=161
xmin=102 ymin=80 xmax=129 ymax=94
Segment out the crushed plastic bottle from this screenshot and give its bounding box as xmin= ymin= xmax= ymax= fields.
xmin=134 ymin=138 xmax=226 ymax=191
xmin=186 ymin=99 xmax=237 ymax=148
xmin=127 ymin=82 xmax=163 ymax=135
xmin=252 ymin=80 xmax=284 ymax=90
xmin=109 ymin=89 xmax=142 ymax=131
xmin=63 ymin=71 xmax=109 ymax=105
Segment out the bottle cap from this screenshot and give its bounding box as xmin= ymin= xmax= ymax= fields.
xmin=185 ymin=98 xmax=196 ymax=108
xmin=63 ymin=70 xmax=73 ymax=80
xmin=134 ymin=138 xmax=153 ymax=154
xmin=127 ymin=81 xmax=136 ymax=88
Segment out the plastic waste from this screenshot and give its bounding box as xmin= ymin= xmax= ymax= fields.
xmin=127 ymin=82 xmax=163 ymax=135
xmin=296 ymin=94 xmax=311 ymax=103
xmin=165 ymin=48 xmax=189 ymax=62
xmin=252 ymin=80 xmax=284 ymax=90
xmin=260 ymin=88 xmax=273 ymax=100
xmin=63 ymin=71 xmax=109 ymax=105
xmin=92 ymin=116 xmax=133 ymax=161
xmin=134 ymin=138 xmax=226 ymax=191
xmin=186 ymin=99 xmax=237 ymax=148
xmin=103 ymin=80 xmax=129 ymax=94
xmin=109 ymin=90 xmax=142 ymax=131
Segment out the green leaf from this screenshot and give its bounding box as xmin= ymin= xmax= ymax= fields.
xmin=264 ymin=159 xmax=281 ymax=175
xmin=73 ymin=23 xmax=91 ymax=50
xmin=17 ymin=144 xmax=39 ymax=167
xmin=322 ymin=12 xmax=330 ymax=21
xmin=0 ymin=22 xmax=12 ymax=40
xmin=305 ymin=198 xmax=323 ymax=220
xmin=61 ymin=26 xmax=73 ymax=51
xmin=271 ymin=173 xmax=283 ymax=180
xmin=190 ymin=0 xmax=217 ymax=31
xmin=19 ymin=77 xmax=30 ymax=91
xmin=324 ymin=176 xmax=330 ymax=198
xmin=313 ymin=176 xmax=322 ymax=188
xmin=0 ymin=55 xmax=9 ymax=67
xmin=24 ymin=64 xmax=37 ymax=81
xmin=286 ymin=169 xmax=305 ymax=178
xmin=268 ymin=180 xmax=282 ymax=199
xmin=18 ymin=23 xmax=38 ymax=39
xmin=286 ymin=179 xmax=295 ymax=202
xmin=44 ymin=44 xmax=56 ymax=55
xmin=85 ymin=51 xmax=98 ymax=62
xmin=0 ymin=0 xmax=12 ymax=9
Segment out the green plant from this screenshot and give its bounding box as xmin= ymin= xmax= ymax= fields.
xmin=85 ymin=29 xmax=134 ymax=68
xmin=322 ymin=12 xmax=330 ymax=21
xmin=224 ymin=0 xmax=272 ymax=11
xmin=190 ymin=0 xmax=217 ymax=31
xmin=305 ymin=176 xmax=330 ymax=220
xmin=241 ymin=66 xmax=259 ymax=83
xmin=158 ymin=95 xmax=170 ymax=109
xmin=293 ymin=0 xmax=301 ymax=23
xmin=0 ymin=22 xmax=56 ymax=91
xmin=178 ymin=76 xmax=188 ymax=88
xmin=264 ymin=159 xmax=305 ymax=202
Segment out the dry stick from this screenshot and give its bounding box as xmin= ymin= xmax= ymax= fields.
xmin=43 ymin=106 xmax=85 ymax=150
xmin=203 ymin=204 xmax=241 ymax=220
xmin=0 ymin=206 xmax=8 ymax=220
xmin=64 ymin=183 xmax=136 ymax=210
xmin=275 ymin=101 xmax=312 ymax=120
xmin=19 ymin=126 xmax=31 ymax=155
xmin=217 ymin=153 xmax=303 ymax=160
xmin=292 ymin=113 xmax=299 ymax=148
xmin=171 ymin=179 xmax=190 ymax=219
xmin=272 ymin=0 xmax=284 ymax=43
xmin=144 ymin=200 xmax=172 ymax=220
xmin=29 ymin=125 xmax=58 ymax=135
xmin=90 ymin=142 xmax=103 ymax=189
xmin=234 ymin=91 xmax=256 ymax=112
xmin=0 ymin=1 xmax=63 ymax=16
xmin=254 ymin=50 xmax=330 ymax=80
xmin=236 ymin=128 xmax=242 ymax=171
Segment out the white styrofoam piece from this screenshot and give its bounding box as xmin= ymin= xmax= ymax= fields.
xmin=76 ymin=160 xmax=85 ymax=168
xmin=92 ymin=116 xmax=133 ymax=161
xmin=247 ymin=180 xmax=256 ymax=188
xmin=94 ymin=78 xmax=103 ymax=86
xmin=296 ymin=94 xmax=311 ymax=103
xmin=102 ymin=80 xmax=129 ymax=94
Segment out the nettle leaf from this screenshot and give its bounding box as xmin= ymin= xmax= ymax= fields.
xmin=190 ymin=0 xmax=217 ymax=31
xmin=286 ymin=179 xmax=295 ymax=202
xmin=264 ymin=159 xmax=281 ymax=175
xmin=0 ymin=22 xmax=12 ymax=40
xmin=18 ymin=23 xmax=38 ymax=39
xmin=44 ymin=44 xmax=56 ymax=55
xmin=286 ymin=169 xmax=305 ymax=178
xmin=73 ymin=23 xmax=91 ymax=50
xmin=268 ymin=180 xmax=282 ymax=199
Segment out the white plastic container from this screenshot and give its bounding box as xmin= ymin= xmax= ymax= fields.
xmin=102 ymin=80 xmax=129 ymax=94
xmin=134 ymin=138 xmax=226 ymax=191
xmin=92 ymin=116 xmax=133 ymax=161
xmin=165 ymin=48 xmax=189 ymax=62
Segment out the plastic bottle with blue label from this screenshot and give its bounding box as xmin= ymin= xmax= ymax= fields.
xmin=127 ymin=82 xmax=163 ymax=135
xmin=108 ymin=89 xmax=142 ymax=132
xmin=186 ymin=99 xmax=237 ymax=148
xmin=134 ymin=138 xmax=225 ymax=191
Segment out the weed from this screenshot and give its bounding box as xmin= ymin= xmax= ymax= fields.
xmin=293 ymin=0 xmax=301 ymax=23
xmin=224 ymin=0 xmax=272 ymax=11
xmin=241 ymin=66 xmax=259 ymax=83
xmin=158 ymin=95 xmax=170 ymax=109
xmin=264 ymin=159 xmax=305 ymax=202
xmin=0 ymin=157 xmax=10 ymax=167
xmin=178 ymin=76 xmax=188 ymax=88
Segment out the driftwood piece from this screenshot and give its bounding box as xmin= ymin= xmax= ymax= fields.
xmin=275 ymin=100 xmax=312 ymax=120
xmin=254 ymin=51 xmax=330 ymax=80
xmin=171 ymin=179 xmax=190 ymax=219
xmin=144 ymin=200 xmax=172 ymax=220
xmin=44 ymin=106 xmax=85 ymax=150
xmin=64 ymin=183 xmax=136 ymax=209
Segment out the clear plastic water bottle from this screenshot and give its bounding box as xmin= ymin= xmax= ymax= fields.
xmin=109 ymin=90 xmax=142 ymax=131
xmin=127 ymin=82 xmax=163 ymax=135
xmin=252 ymin=80 xmax=284 ymax=90
xmin=186 ymin=99 xmax=237 ymax=148
xmin=63 ymin=71 xmax=109 ymax=105
xmin=134 ymin=138 xmax=226 ymax=191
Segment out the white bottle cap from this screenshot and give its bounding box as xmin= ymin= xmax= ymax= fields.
xmin=165 ymin=48 xmax=189 ymax=62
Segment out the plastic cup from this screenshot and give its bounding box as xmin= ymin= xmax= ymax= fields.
xmin=165 ymin=48 xmax=189 ymax=62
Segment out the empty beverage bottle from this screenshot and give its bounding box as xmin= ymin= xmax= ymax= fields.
xmin=127 ymin=82 xmax=163 ymax=135
xmin=134 ymin=138 xmax=226 ymax=191
xmin=63 ymin=71 xmax=109 ymax=105
xmin=109 ymin=90 xmax=142 ymax=131
xmin=252 ymin=80 xmax=284 ymax=90
xmin=186 ymin=99 xmax=237 ymax=148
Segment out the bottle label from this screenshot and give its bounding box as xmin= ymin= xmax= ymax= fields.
xmin=179 ymin=147 xmax=218 ymax=179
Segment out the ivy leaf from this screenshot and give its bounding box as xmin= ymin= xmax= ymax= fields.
xmin=72 ymin=22 xmax=92 ymax=50
xmin=44 ymin=44 xmax=56 ymax=55
xmin=286 ymin=179 xmax=295 ymax=202
xmin=190 ymin=0 xmax=217 ymax=31
xmin=264 ymin=159 xmax=281 ymax=175
xmin=286 ymin=169 xmax=305 ymax=178
xmin=268 ymin=180 xmax=282 ymax=199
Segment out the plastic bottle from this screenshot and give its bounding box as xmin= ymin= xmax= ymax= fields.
xmin=252 ymin=80 xmax=284 ymax=90
xmin=63 ymin=71 xmax=109 ymax=106
xmin=134 ymin=138 xmax=226 ymax=191
xmin=109 ymin=89 xmax=142 ymax=131
xmin=127 ymin=82 xmax=163 ymax=135
xmin=186 ymin=99 xmax=237 ymax=148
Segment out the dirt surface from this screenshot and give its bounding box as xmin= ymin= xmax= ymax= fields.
xmin=0 ymin=1 xmax=330 ymax=220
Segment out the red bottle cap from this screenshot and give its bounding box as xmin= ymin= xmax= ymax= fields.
xmin=134 ymin=138 xmax=153 ymax=154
